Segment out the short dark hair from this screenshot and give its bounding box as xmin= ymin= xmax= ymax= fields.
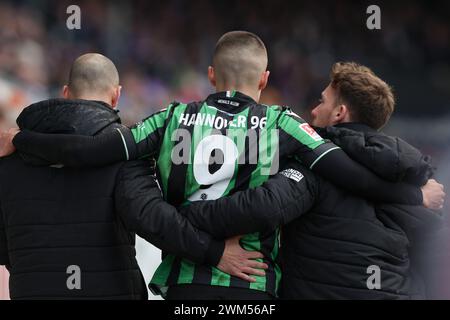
xmin=212 ymin=31 xmax=268 ymax=87
xmin=68 ymin=53 xmax=119 ymax=97
xmin=330 ymin=62 xmax=395 ymax=130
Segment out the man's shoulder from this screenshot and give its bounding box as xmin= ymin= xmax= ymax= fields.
xmin=263 ymin=105 xmax=309 ymax=126
xmin=262 ymin=104 xmax=291 ymax=113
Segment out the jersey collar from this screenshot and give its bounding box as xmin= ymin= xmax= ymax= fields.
xmin=206 ymin=91 xmax=257 ymax=113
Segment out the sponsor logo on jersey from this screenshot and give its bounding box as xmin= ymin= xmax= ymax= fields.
xmin=299 ymin=123 xmax=322 ymax=141
xmin=217 ymin=99 xmax=240 ymax=107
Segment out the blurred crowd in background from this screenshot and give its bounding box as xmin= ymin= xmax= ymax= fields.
xmin=1 ymin=1 xmax=449 ymax=117
xmin=0 ymin=0 xmax=449 ymax=299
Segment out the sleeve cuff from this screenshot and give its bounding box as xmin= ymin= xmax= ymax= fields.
xmin=12 ymin=130 xmax=27 ymax=148
xmin=415 ymin=186 xmax=424 ymax=206
xmin=0 ymin=252 xmax=9 ymax=266
xmin=203 ymin=239 xmax=225 ymax=267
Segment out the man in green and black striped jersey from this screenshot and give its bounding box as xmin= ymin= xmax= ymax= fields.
xmin=9 ymin=31 xmax=429 ymax=299
xmin=132 ymin=90 xmax=337 ymax=298
xmin=122 ymin=32 xmax=338 ymax=299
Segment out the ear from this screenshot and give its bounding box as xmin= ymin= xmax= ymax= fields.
xmin=333 ymin=104 xmax=349 ymax=124
xmin=111 ymin=86 xmax=122 ymax=108
xmin=62 ymin=85 xmax=70 ymax=99
xmin=208 ymin=66 xmax=216 ymax=87
xmin=258 ymin=70 xmax=270 ymax=91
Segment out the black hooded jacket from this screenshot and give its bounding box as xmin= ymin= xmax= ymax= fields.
xmin=0 ymin=99 xmax=148 ymax=300
xmin=181 ymin=123 xmax=443 ymax=299
xmin=0 ymin=99 xmax=223 ymax=300
xmin=280 ymin=123 xmax=441 ymax=299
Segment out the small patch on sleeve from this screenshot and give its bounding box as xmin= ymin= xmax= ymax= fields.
xmin=299 ymin=123 xmax=323 ymax=141
xmin=280 ymin=168 xmax=304 ymax=182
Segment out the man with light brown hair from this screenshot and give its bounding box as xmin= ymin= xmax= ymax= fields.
xmin=311 ymin=62 xmax=395 ymax=130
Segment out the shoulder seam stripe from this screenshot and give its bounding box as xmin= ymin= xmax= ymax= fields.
xmin=309 ymin=146 xmax=341 ymax=169
xmin=116 ymin=128 xmax=129 ymax=160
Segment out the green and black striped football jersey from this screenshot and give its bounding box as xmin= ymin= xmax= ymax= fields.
xmin=125 ymin=91 xmax=339 ymax=297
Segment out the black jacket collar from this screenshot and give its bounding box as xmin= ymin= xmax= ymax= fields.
xmin=17 ymin=98 xmax=121 ymax=136
xmin=332 ymin=122 xmax=377 ymax=133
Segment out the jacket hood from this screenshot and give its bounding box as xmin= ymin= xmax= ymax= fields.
xmin=16 ymin=98 xmax=121 ymax=136
xmin=317 ymin=123 xmax=434 ymax=186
